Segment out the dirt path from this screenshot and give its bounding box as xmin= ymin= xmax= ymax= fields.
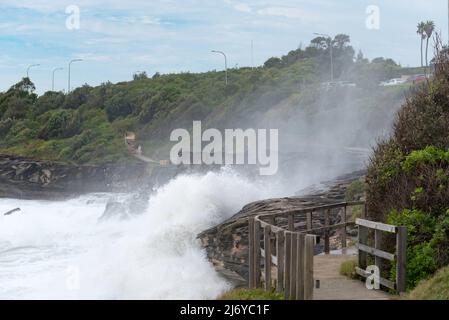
xmin=313 ymin=254 xmax=393 ymax=300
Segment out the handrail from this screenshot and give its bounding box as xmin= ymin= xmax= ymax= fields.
xmin=254 ymin=201 xmax=366 ymax=253
xmin=249 ymin=201 xmax=367 ymax=300
xmin=249 ymin=201 xmax=407 ymax=298
xmin=255 ymin=200 xmax=365 ymax=222
xmin=355 ymin=218 xmax=407 ymax=293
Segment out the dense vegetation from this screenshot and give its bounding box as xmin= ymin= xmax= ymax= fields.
xmin=366 ymin=46 xmax=449 ymax=290
xmin=0 ymin=35 xmax=416 ymax=165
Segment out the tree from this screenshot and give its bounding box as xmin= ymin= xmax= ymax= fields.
xmin=263 ymin=57 xmax=283 ymax=68
xmin=424 ymin=20 xmax=435 ymax=68
xmin=34 ymin=91 xmax=65 ymax=115
xmin=104 ymin=92 xmax=135 ymax=121
xmin=310 ymin=36 xmax=329 ymax=50
xmin=333 ymin=34 xmax=351 ymax=50
xmin=8 ymin=77 xmax=35 ymax=95
xmin=356 ymin=50 xmax=368 ymax=63
xmin=133 ymin=71 xmax=148 ymax=81
xmin=38 ymin=109 xmax=81 ymax=139
xmin=0 ymin=78 xmax=37 ymax=120
xmin=63 ymin=84 xmax=91 ymax=109
xmin=417 ymin=22 xmax=426 ymax=67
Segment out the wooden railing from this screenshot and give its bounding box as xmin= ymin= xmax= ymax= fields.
xmin=248 ymin=201 xmax=366 ymax=300
xmin=355 ymin=218 xmax=407 ymax=293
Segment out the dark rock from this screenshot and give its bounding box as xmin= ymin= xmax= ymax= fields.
xmin=0 ymin=154 xmax=150 ymax=200
xmin=3 ymin=207 xmax=21 ymax=216
xmin=98 ymin=201 xmax=130 ymax=221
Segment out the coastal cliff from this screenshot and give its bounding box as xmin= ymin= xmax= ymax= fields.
xmin=0 ymin=154 xmax=149 ymax=199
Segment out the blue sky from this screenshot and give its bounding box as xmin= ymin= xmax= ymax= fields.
xmin=0 ymin=0 xmax=447 ymax=94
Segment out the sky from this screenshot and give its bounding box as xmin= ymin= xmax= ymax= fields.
xmin=0 ymin=0 xmax=448 ymax=94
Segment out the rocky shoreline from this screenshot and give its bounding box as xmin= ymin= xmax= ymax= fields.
xmin=197 ymin=170 xmax=366 ymax=287
xmin=0 ymin=154 xmax=151 ymax=200
xmin=0 ymin=152 xmax=366 ymax=288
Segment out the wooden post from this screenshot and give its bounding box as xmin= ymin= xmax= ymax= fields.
xmin=324 ymin=209 xmax=330 ymax=254
xmin=307 ymin=211 xmax=312 ymax=231
xmin=254 ymin=220 xmax=261 ymax=288
xmin=296 ymin=233 xmax=305 ymax=300
xmin=267 ymin=216 xmax=276 ymax=253
xmin=284 ymin=232 xmax=291 ymax=300
xmin=304 ymin=235 xmax=315 ymax=300
xmin=264 ymin=225 xmax=272 ymax=291
xmin=396 ymin=226 xmax=407 ymax=294
xmin=341 ymin=206 xmax=347 ymax=251
xmin=358 ymin=225 xmax=368 ymax=270
xmin=290 ymin=233 xmax=298 ymax=299
xmin=248 ymin=217 xmax=255 ymax=288
xmin=374 ymin=229 xmax=383 ymax=273
xmin=276 ymin=231 xmax=285 ymax=293
xmin=288 ymin=213 xmax=294 ymax=231
xmin=362 ymin=202 xmax=367 ymax=219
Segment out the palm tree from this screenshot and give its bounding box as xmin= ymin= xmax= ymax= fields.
xmin=417 ymin=22 xmax=426 ymax=67
xmin=424 ymin=20 xmax=435 ymax=68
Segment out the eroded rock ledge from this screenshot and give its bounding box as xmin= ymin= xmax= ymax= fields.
xmin=0 ymin=154 xmax=148 ymax=200
xmin=198 ymin=170 xmax=366 ymax=287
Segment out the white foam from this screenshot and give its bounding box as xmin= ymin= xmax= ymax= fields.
xmin=0 ymin=169 xmax=278 ymax=299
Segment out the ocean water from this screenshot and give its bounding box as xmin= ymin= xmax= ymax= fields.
xmin=0 ymin=169 xmax=279 ymax=299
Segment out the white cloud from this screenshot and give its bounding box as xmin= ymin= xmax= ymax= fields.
xmin=1 ymin=0 xmax=447 ymax=94
xmin=257 ymin=6 xmax=317 ymax=20
xmin=234 ymin=3 xmax=252 ymax=13
xmin=74 ymin=53 xmax=112 ymax=62
xmin=107 ymin=15 xmax=162 ymax=25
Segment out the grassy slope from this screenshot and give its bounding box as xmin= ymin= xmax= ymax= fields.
xmin=409 ymin=266 xmax=449 ymax=300
xmin=218 ymin=289 xmax=284 ymax=300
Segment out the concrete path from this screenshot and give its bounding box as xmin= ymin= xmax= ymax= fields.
xmin=313 ymin=254 xmax=393 ymax=300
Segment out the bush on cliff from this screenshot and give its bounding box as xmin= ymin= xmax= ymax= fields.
xmin=39 ymin=109 xmax=81 ymax=139
xmin=366 ymin=44 xmax=449 ymax=289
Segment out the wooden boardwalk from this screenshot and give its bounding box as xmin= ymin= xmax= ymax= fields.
xmin=313 ymin=254 xmax=392 ymax=300
xmin=248 ymin=201 xmax=406 ymax=300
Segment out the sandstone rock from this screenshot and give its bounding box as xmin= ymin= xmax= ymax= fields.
xmin=197 ymin=170 xmax=366 ymax=286
xmin=0 ymin=154 xmax=150 ymax=200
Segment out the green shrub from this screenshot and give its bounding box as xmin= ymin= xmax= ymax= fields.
xmin=402 ymin=146 xmax=449 ymax=172
xmin=34 ymin=91 xmax=65 ymax=115
xmin=38 ymin=109 xmax=81 ymax=139
xmin=104 ymin=92 xmax=135 ymax=121
xmin=345 ymin=180 xmax=366 ymax=201
xmin=218 ymin=289 xmax=284 ymax=300
xmin=339 ymin=259 xmax=358 ymax=279
xmin=0 ymin=118 xmax=13 ymax=138
xmin=62 ymin=85 xmax=91 ymax=109
xmin=387 ymin=209 xmax=449 ymax=289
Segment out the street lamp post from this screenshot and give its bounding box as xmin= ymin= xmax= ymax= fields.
xmin=26 ymin=64 xmax=40 ymax=79
xmin=68 ymin=59 xmax=83 ymax=93
xmin=211 ymin=50 xmax=228 ymax=85
xmin=52 ymin=67 xmax=64 ymax=91
xmin=314 ymin=33 xmax=334 ymax=82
